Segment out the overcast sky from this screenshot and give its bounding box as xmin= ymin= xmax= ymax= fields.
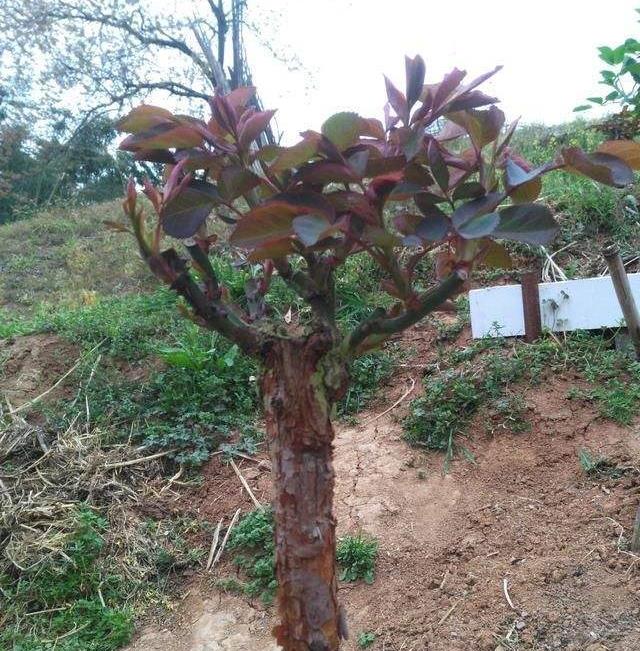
xmin=246 ymin=0 xmax=639 ymax=143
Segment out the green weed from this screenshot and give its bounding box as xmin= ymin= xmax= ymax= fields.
xmin=0 ymin=508 xmax=134 ymax=651
xmin=226 ymin=508 xmax=277 ymax=604
xmin=357 ymin=631 xmax=377 ymax=648
xmin=336 ymin=534 xmax=378 ymax=584
xmin=405 ymin=332 xmax=640 ymax=466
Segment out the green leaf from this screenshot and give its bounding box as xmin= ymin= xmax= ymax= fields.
xmin=161 ymin=180 xmax=221 ymax=238
xmin=493 ymin=204 xmax=558 ymax=245
xmin=455 ymin=212 xmax=499 ymax=239
xmin=415 ymin=213 xmax=450 ymax=241
xmin=321 ymin=112 xmax=361 ymax=150
xmin=292 ymin=214 xmax=333 ymax=246
xmin=116 ymin=105 xmax=173 ymax=133
xmin=451 ymin=192 xmax=502 ymax=230
xmin=271 ymin=137 xmax=319 ymax=173
xmin=573 ymin=105 xmax=592 ymax=112
xmin=452 ymin=182 xmax=485 ymax=201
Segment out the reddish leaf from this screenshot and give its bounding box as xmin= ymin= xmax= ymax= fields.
xmin=503 ymin=159 xmax=548 ymax=203
xmin=210 ymin=94 xmax=237 ymax=134
xmin=275 ymin=191 xmax=335 ymax=220
xmin=248 ymin=237 xmax=296 ymax=262
xmin=161 ymin=180 xmax=221 ymax=239
xmin=133 ymin=149 xmax=176 ymax=164
xmin=325 ymin=191 xmax=377 ymax=221
xmin=238 ymin=110 xmax=276 ymax=150
xmin=393 ymin=212 xmax=423 ymax=235
xmin=455 ymin=212 xmax=499 ymax=239
xmin=230 ymin=203 xmax=300 ymax=248
xmin=358 ymin=117 xmax=386 ymax=140
xmin=448 ymin=106 xmax=505 ymax=149
xmin=597 ymin=140 xmax=640 ymax=170
xmin=427 ymin=140 xmax=449 ymax=193
xmin=364 ymin=155 xmax=406 ymax=177
xmin=219 ymin=167 xmax=261 ymax=201
xmin=292 ymin=161 xmax=359 ymax=185
xmin=226 ymin=86 xmax=256 ymax=112
xmin=562 ymin=147 xmax=634 ymax=187
xmin=174 ymin=148 xmax=224 ymax=173
xmin=436 ymin=121 xmax=467 ymax=142
xmin=384 ymin=76 xmax=408 ymax=122
xmin=120 ymin=123 xmax=203 ymax=151
xmin=405 ymin=54 xmax=426 ymax=110
xmin=446 ymin=91 xmax=498 ymax=113
xmin=429 ymin=68 xmax=467 ymax=113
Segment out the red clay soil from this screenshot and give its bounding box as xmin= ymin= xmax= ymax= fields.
xmin=124 ymin=322 xmax=640 ymax=651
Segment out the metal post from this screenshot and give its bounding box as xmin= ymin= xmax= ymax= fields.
xmin=521 ymin=271 xmax=542 ymax=343
xmin=602 ymin=242 xmax=640 ymax=360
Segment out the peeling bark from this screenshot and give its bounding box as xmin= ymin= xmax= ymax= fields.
xmin=261 ymin=335 xmax=347 ymax=651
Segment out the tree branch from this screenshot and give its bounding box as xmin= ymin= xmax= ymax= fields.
xmin=273 ymin=258 xmax=336 ymax=331
xmin=345 ymin=271 xmax=467 ymax=356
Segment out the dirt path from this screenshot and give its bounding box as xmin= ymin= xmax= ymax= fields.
xmin=125 ymin=329 xmax=640 ymax=650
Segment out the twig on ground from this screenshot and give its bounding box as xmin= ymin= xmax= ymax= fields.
xmin=361 ymin=377 xmax=416 ymax=426
xmin=104 ymin=449 xmax=175 ymax=470
xmin=229 ymin=458 xmax=261 ymax=508
xmin=206 ymin=519 xmax=223 ymax=571
xmin=503 ymin=578 xmax=517 ymax=611
xmin=212 ymin=508 xmax=241 ymax=568
xmin=437 ymin=599 xmax=460 ymax=626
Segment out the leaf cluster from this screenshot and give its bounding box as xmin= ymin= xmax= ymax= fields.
xmin=114 ymin=56 xmax=636 ymax=359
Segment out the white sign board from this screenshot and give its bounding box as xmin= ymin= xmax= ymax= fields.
xmin=469 ymin=273 xmax=640 ymax=339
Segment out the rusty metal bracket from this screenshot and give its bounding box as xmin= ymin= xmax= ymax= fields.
xmin=521 ymin=271 xmax=542 ymax=343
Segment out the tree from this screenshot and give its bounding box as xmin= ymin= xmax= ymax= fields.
xmin=0 ymin=115 xmax=147 ymax=223
xmin=114 ymin=57 xmax=635 ymax=650
xmin=0 ymin=0 xmax=275 ymax=140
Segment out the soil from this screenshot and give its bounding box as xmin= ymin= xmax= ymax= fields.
xmin=122 ymin=322 xmax=640 ymax=651
xmin=3 ymin=327 xmax=640 ymax=650
xmin=0 ymin=333 xmax=80 ymax=407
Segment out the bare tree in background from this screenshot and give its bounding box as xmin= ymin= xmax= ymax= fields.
xmin=0 ymin=0 xmax=277 ymax=142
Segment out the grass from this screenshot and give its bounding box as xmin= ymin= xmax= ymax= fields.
xmin=0 ymin=200 xmax=154 ymax=315
xmin=223 ymin=507 xmax=277 ymax=604
xmin=220 ymin=508 xmax=379 ymax=601
xmin=0 ymin=508 xmax=134 ymax=651
xmin=405 ymin=331 xmax=640 ymax=467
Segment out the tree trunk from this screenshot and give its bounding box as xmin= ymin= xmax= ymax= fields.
xmin=261 ymin=336 xmax=347 ymax=651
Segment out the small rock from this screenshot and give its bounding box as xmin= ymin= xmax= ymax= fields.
xmin=515 ymin=620 xmax=526 ymax=631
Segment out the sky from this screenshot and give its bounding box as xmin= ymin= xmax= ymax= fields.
xmin=246 ymin=0 xmax=639 ymax=143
